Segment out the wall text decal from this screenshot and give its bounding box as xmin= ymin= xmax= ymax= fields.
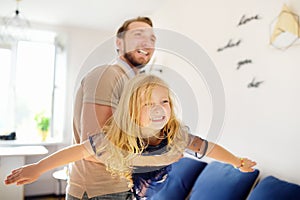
xmin=237 ymin=59 xmax=252 ymax=70
xmin=217 ymin=12 xmax=264 ymax=89
xmin=247 ymin=77 xmax=264 ymax=88
xmin=238 ymin=14 xmax=261 ymax=26
xmin=217 ymin=39 xmax=242 ymax=52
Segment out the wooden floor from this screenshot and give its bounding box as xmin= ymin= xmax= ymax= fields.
xmin=25 ymin=195 xmax=65 ymax=200
xmin=26 ymin=198 xmax=65 ymax=200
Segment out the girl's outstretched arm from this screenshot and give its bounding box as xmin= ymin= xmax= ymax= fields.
xmin=4 ymin=139 xmax=181 ymax=186
xmin=206 ymin=142 xmax=256 ymax=172
xmin=187 ymin=136 xmax=256 ymax=172
xmin=5 ymin=142 xmax=91 ymax=185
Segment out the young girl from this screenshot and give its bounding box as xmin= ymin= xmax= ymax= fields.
xmin=5 ymin=74 xmax=256 ymax=199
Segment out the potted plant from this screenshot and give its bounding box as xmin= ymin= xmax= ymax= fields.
xmin=34 ymin=112 xmax=50 ymax=141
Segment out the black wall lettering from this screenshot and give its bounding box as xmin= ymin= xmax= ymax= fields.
xmin=248 ymin=77 xmax=264 ymax=88
xmin=217 ymin=39 xmax=242 ymax=52
xmin=237 ymin=59 xmax=252 ymax=70
xmin=238 ymin=14 xmax=261 ymax=26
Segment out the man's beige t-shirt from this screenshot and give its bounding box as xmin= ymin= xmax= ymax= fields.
xmin=68 ymin=61 xmax=134 ymax=198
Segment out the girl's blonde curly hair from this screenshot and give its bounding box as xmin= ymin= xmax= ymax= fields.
xmin=95 ymin=74 xmax=190 ymax=186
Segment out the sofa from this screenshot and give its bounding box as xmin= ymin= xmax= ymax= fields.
xmin=149 ymin=157 xmax=300 ymax=200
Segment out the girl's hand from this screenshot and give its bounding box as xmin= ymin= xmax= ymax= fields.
xmin=4 ymin=163 xmax=42 ymax=185
xmin=237 ymin=158 xmax=257 ymax=173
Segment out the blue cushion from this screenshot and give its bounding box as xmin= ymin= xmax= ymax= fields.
xmin=189 ymin=161 xmax=259 ymax=200
xmin=151 ymin=157 xmax=207 ymax=200
xmin=248 ymin=176 xmax=300 ymax=200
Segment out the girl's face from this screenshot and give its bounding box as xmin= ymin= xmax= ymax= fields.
xmin=139 ymin=85 xmax=171 ymax=135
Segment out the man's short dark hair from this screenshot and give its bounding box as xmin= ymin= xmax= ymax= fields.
xmin=117 ymin=16 xmax=153 ymax=38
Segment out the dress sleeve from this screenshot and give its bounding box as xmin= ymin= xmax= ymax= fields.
xmin=82 ymin=133 xmax=106 ymax=157
xmin=186 ymin=132 xmax=208 ymax=159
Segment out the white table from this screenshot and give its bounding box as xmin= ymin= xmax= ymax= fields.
xmin=52 ymin=167 xmax=68 ymax=200
xmin=0 ymin=146 xmax=48 ymax=200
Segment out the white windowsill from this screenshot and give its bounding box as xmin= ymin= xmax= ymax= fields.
xmin=0 ymin=145 xmax=49 ymax=156
xmin=0 ymin=137 xmax=64 ymax=147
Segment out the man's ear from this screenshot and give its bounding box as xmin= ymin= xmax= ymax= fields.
xmin=116 ymin=37 xmax=123 ymax=52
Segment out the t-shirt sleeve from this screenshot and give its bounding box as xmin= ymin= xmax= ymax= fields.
xmin=82 ymin=65 xmax=127 ymax=109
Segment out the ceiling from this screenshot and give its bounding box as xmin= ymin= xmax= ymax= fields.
xmin=0 ymin=0 xmax=164 ymax=31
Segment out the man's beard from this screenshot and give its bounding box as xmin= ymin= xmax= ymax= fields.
xmin=124 ymin=52 xmax=147 ymax=69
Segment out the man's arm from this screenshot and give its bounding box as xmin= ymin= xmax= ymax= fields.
xmin=81 ymin=103 xmax=113 ymax=163
xmin=131 ymin=152 xmax=183 ymax=166
xmin=81 ymin=103 xmax=113 ymax=141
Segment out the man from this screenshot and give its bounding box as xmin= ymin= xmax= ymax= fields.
xmin=68 ymin=17 xmax=156 ymax=200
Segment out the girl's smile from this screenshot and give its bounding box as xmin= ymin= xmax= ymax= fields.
xmin=139 ymin=85 xmax=171 ymax=138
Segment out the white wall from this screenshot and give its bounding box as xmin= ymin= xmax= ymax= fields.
xmin=151 ymin=0 xmax=300 ymax=185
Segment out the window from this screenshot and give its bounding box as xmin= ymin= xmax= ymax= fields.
xmin=0 ymin=30 xmax=66 ymax=142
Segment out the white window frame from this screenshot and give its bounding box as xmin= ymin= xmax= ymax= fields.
xmin=0 ymin=28 xmax=66 ymax=144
